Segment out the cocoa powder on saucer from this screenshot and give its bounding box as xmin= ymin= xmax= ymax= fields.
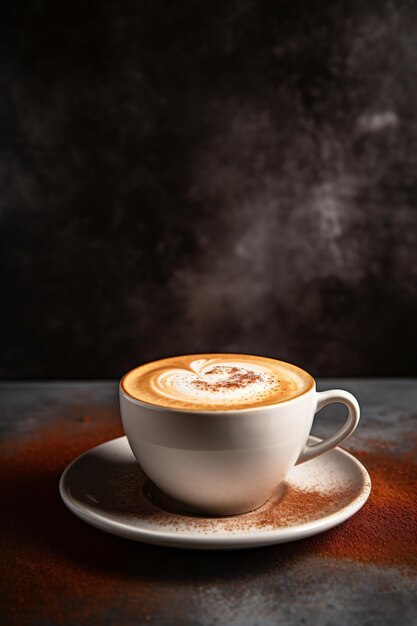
xmin=143 ymin=480 xmax=357 ymax=532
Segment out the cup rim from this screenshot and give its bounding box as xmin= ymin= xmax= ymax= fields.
xmin=119 ymin=354 xmax=316 ymax=415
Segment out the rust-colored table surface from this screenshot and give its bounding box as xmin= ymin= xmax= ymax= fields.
xmin=1 ymin=380 xmax=416 ymax=626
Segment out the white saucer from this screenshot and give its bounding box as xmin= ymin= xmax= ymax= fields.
xmin=60 ymin=436 xmax=371 ymax=550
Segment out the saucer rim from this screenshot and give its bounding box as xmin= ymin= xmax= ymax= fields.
xmin=59 ymin=436 xmax=372 ymax=550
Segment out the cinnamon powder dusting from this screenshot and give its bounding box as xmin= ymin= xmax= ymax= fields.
xmin=191 ymin=366 xmax=263 ymax=391
xmin=1 ymin=414 xmax=416 ymax=625
xmin=144 ymin=480 xmax=358 ymax=530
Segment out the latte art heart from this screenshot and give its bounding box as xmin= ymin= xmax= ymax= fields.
xmin=122 ymin=354 xmax=313 ymax=411
xmin=153 ymin=360 xmax=278 ymax=404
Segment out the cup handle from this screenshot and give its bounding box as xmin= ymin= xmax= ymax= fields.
xmin=296 ymin=389 xmax=360 ymax=464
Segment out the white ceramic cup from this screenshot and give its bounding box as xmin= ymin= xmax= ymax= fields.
xmin=119 ymin=365 xmax=360 ymax=515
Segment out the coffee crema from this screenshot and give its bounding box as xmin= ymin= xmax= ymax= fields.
xmin=121 ymin=354 xmax=313 ymax=411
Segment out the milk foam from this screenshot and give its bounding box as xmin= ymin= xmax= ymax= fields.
xmin=121 ymin=354 xmax=313 ymax=411
xmin=154 ymin=359 xmax=277 ymax=404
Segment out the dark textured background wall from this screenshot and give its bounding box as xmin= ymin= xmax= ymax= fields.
xmin=1 ymin=0 xmax=416 ymax=379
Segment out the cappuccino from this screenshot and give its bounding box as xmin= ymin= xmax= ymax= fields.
xmin=121 ymin=354 xmax=313 ymax=411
